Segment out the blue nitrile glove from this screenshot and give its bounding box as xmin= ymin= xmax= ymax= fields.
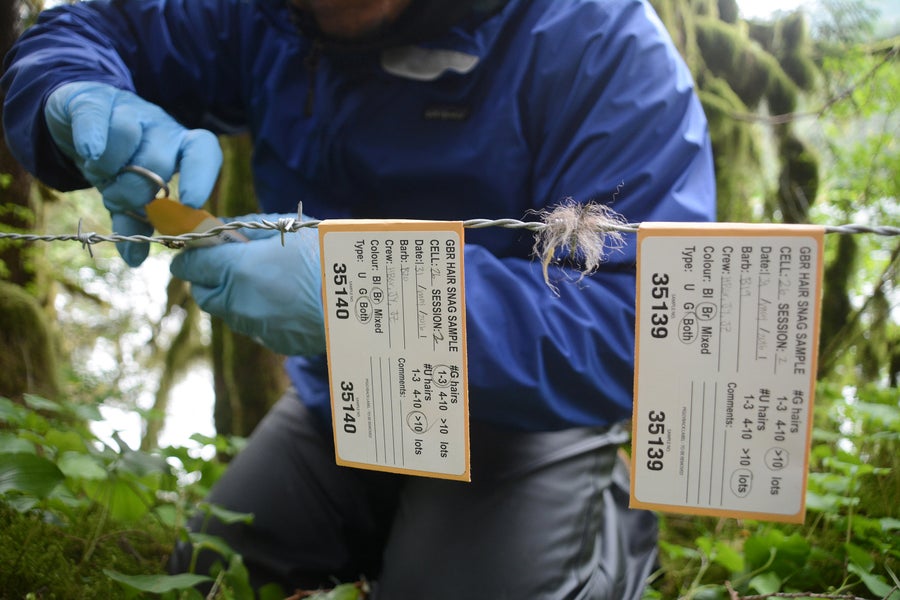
xmin=44 ymin=81 xmax=222 ymax=266
xmin=170 ymin=213 xmax=325 ymax=356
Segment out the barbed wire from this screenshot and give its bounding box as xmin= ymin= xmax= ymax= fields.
xmin=0 ymin=217 xmax=898 ymax=253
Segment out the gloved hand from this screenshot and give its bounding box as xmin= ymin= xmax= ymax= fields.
xmin=170 ymin=213 xmax=325 ymax=356
xmin=44 ymin=81 xmax=222 ymax=266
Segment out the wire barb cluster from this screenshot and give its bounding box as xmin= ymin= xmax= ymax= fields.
xmin=3 ymin=207 xmax=897 ymax=292
xmin=1 ymin=219 xmax=897 ymax=243
xmin=0 ymin=213 xmax=897 ymax=250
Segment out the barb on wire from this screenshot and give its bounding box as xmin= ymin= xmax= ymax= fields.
xmin=76 ymin=219 xmax=94 ymax=258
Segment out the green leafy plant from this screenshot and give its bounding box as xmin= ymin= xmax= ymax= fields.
xmin=0 ymin=393 xmax=367 ymax=599
xmin=0 ymin=394 xmax=278 ymax=599
xmin=649 ymin=383 xmax=900 ymax=599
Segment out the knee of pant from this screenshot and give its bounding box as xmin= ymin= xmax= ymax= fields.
xmin=166 ymin=539 xmax=192 ymax=576
xmin=166 ymin=539 xmax=215 ymax=596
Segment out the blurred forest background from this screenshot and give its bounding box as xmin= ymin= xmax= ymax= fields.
xmin=1 ymin=0 xmax=898 ymax=598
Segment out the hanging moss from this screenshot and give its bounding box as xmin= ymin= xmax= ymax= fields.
xmin=717 ymin=0 xmax=739 ymax=24
xmin=819 ymin=234 xmax=857 ymax=370
xmin=650 ymin=0 xmax=703 ymax=73
xmin=776 ymin=133 xmax=819 ymax=223
xmin=697 ymin=76 xmax=764 ymax=221
xmin=858 ymin=289 xmax=890 ymax=383
xmin=733 ymin=45 xmax=777 ymax=108
xmin=779 ymin=51 xmax=818 ymax=91
xmin=653 ymin=1 xmax=823 ymax=233
xmin=769 ymin=12 xmax=818 ymax=91
xmin=748 ymin=21 xmax=777 ymax=52
xmin=695 ymin=17 xmax=780 ymax=108
xmin=778 ymin=11 xmax=808 ymax=51
xmin=690 ymin=0 xmax=717 ymax=18
xmin=696 ymin=16 xmax=740 ymax=73
xmin=890 ymin=333 xmax=900 ymax=389
xmin=766 ymin=68 xmax=800 ymax=115
xmin=0 ymin=281 xmax=60 ymax=399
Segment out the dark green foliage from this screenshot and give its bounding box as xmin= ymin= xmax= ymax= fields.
xmin=0 ymin=395 xmax=177 ymax=597
xmin=750 ymin=12 xmax=818 ymax=95
xmin=651 ymin=384 xmax=900 ymax=599
xmin=1 ymin=0 xmax=42 ymax=289
xmin=668 ymin=3 xmax=823 ymax=229
xmin=858 ymin=288 xmax=890 ymax=381
xmin=0 ymin=395 xmax=292 ymax=599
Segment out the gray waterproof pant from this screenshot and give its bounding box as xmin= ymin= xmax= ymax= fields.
xmin=169 ymin=390 xmax=658 ymax=599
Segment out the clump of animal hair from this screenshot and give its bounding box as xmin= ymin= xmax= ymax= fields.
xmin=531 ymin=199 xmax=628 ymax=293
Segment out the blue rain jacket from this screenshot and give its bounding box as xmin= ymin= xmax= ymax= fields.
xmin=2 ymin=0 xmax=716 ymax=432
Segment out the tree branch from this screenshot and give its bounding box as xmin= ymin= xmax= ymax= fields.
xmin=729 ymin=43 xmax=898 ymax=126
xmin=818 ymin=240 xmax=900 ymax=377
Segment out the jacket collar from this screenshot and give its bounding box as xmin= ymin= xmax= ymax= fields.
xmin=285 ymin=0 xmax=509 ymax=54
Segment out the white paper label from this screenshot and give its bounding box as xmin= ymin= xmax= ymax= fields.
xmin=320 ymin=221 xmax=470 ymax=481
xmin=631 ymin=225 xmax=824 ymax=522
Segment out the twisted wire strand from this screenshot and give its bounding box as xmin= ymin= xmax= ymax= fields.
xmin=0 ymin=218 xmax=898 ymax=248
xmin=822 ymin=224 xmax=900 ymax=236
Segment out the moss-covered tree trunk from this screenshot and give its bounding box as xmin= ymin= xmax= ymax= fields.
xmin=0 ymin=0 xmax=37 ymax=288
xmin=208 ymin=134 xmax=288 ymax=437
xmin=0 ymin=0 xmax=60 ymax=400
xmin=0 ymin=282 xmax=60 ymax=399
xmin=651 ymin=0 xmax=819 ymax=223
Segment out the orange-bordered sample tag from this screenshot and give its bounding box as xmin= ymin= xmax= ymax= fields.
xmin=630 ymin=223 xmax=825 ymax=523
xmin=319 ymin=220 xmax=470 ymax=481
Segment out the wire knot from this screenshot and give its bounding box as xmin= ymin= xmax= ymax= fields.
xmin=275 ymin=217 xmax=297 ymax=246
xmin=76 ymin=219 xmax=96 ymax=258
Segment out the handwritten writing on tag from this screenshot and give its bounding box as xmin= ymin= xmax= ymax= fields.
xmin=630 ymin=223 xmax=824 ymax=523
xmin=319 ymin=220 xmax=470 ymax=481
